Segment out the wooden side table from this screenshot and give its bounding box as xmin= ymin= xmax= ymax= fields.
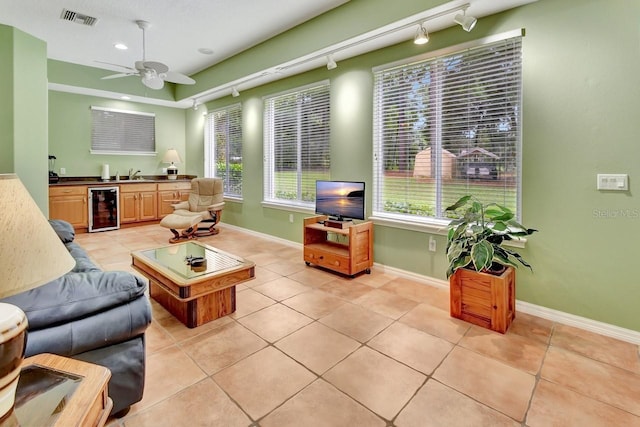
xmin=9 ymin=353 xmax=112 ymax=427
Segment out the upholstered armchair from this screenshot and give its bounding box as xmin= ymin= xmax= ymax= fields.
xmin=159 ymin=178 xmax=225 ymax=243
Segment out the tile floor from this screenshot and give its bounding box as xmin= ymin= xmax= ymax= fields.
xmin=73 ymin=223 xmax=640 ymax=426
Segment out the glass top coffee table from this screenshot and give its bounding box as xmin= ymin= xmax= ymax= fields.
xmin=132 ymin=241 xmax=255 ymax=328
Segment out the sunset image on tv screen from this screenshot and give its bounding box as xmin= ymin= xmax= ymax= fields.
xmin=315 ymin=181 xmax=364 ymax=220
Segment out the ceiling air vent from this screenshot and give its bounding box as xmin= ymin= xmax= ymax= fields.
xmin=60 ymin=9 xmax=98 ymax=26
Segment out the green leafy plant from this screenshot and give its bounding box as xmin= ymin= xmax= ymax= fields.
xmin=445 ymin=195 xmax=537 ymax=278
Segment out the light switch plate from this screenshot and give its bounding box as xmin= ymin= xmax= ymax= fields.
xmin=597 ymin=174 xmax=628 ymax=191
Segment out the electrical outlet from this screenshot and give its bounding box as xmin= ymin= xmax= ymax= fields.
xmin=428 ymin=236 xmax=436 ymax=252
xmin=59 ymin=167 xmax=66 ymax=175
xmin=289 ymin=214 xmax=294 ymax=223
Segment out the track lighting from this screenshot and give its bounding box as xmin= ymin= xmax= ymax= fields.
xmin=231 ymin=87 xmax=239 ymax=97
xmin=413 ymin=24 xmax=429 ymax=45
xmin=326 ymin=55 xmax=337 ymax=70
xmin=192 ymin=99 xmax=199 ymax=110
xmin=454 ymin=10 xmax=477 ymax=32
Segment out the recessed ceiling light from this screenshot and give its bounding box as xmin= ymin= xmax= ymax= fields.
xmin=114 ymin=43 xmax=128 ymax=50
xmin=198 ymin=48 xmax=214 ymax=55
xmin=120 ymin=96 xmax=130 ymax=100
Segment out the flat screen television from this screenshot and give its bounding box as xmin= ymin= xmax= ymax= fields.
xmin=315 ymin=180 xmax=365 ymax=221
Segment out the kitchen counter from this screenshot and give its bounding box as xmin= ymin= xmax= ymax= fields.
xmin=49 ymin=176 xmax=196 ymax=232
xmin=50 ymin=176 xmax=195 ymax=186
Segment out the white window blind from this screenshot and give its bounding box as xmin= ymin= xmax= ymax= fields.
xmin=373 ymin=32 xmax=522 ymax=223
xmin=263 ymin=81 xmax=331 ymax=207
xmin=205 ymin=103 xmax=243 ymax=197
xmin=91 ymin=106 xmax=156 ymax=154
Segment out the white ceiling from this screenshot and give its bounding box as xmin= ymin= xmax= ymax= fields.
xmin=0 ymin=0 xmax=536 ymax=106
xmin=0 ymin=0 xmax=349 ymax=75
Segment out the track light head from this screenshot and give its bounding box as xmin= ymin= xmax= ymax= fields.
xmin=326 ymin=55 xmax=337 ymax=70
xmin=414 ymin=24 xmax=429 ymax=45
xmin=231 ymin=87 xmax=240 ymax=97
xmin=192 ymin=99 xmax=199 ymax=110
xmin=454 ymin=11 xmax=477 ymax=32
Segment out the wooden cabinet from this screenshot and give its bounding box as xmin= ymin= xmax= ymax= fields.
xmin=49 ymin=185 xmax=88 ymax=229
xmin=303 ymin=215 xmax=373 ymax=277
xmin=157 ymin=182 xmax=191 ymax=218
xmin=119 ymin=183 xmax=158 ymax=224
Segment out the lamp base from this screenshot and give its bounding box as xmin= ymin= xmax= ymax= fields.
xmin=167 ymin=164 xmax=178 ymax=181
xmin=0 ymin=373 xmax=19 ymax=419
xmin=0 ymin=303 xmax=28 ymax=419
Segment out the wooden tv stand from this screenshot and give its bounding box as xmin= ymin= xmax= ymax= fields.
xmin=303 ymin=215 xmax=373 ymax=277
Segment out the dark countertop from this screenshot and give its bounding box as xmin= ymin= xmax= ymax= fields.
xmin=50 ymin=175 xmax=196 ymax=186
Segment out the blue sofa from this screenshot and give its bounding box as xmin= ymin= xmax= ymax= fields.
xmin=1 ymin=220 xmax=152 ymax=416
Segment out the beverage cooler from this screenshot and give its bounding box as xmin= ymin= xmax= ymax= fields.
xmin=88 ymin=187 xmax=120 ymax=232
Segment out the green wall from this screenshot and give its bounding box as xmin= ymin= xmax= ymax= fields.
xmin=192 ymin=0 xmax=640 ymax=332
xmin=48 ymin=91 xmax=187 ymax=178
xmin=27 ymin=0 xmax=640 ymax=331
xmin=0 ymin=24 xmax=48 ymax=211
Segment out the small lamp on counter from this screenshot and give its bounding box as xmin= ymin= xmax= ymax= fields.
xmin=162 ymin=149 xmax=182 ymax=180
xmin=0 ymin=174 xmax=76 ymax=419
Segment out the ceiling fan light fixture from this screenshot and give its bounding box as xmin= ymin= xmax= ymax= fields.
xmin=141 ymin=70 xmax=164 ymax=90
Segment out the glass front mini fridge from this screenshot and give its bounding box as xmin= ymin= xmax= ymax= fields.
xmin=88 ymin=187 xmax=120 ymax=232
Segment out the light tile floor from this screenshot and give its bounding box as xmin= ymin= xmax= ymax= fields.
xmin=75 ymin=224 xmax=640 ymax=427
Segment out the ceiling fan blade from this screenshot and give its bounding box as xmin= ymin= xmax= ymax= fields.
xmin=101 ymin=72 xmax=137 ymax=80
xmin=162 ymin=71 xmax=196 ymax=85
xmin=142 ymin=61 xmax=169 ymax=74
xmin=95 ymin=61 xmax=137 ymax=72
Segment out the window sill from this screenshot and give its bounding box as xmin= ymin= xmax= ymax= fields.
xmin=224 ymin=196 xmax=243 ymax=203
xmin=370 ymin=214 xmax=527 ymax=248
xmin=370 ymin=214 xmax=450 ymax=235
xmin=261 ymin=200 xmax=315 ymax=215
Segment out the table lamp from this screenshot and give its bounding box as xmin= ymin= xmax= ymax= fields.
xmin=0 ymin=174 xmax=75 ymax=418
xmin=162 ymin=149 xmax=182 ymax=180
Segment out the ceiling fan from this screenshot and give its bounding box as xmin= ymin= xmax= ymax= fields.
xmin=100 ymin=20 xmax=195 ymax=90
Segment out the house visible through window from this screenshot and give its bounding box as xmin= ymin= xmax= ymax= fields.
xmin=205 ymin=103 xmax=243 ymax=198
xmin=372 ymin=31 xmax=523 ymax=224
xmin=263 ymin=81 xmax=331 ymax=208
xmin=91 ymin=106 xmax=155 ymax=154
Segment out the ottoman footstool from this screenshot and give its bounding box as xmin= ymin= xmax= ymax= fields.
xmin=159 ymin=214 xmax=203 ymax=244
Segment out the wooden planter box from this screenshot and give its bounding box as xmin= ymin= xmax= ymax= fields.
xmin=449 ymin=266 xmax=515 ymax=334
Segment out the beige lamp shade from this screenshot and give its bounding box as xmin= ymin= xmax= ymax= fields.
xmin=162 ymin=149 xmax=182 ymax=164
xmin=0 ymin=174 xmax=75 ymax=299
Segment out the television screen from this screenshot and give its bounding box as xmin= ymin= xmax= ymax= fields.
xmin=315 ymin=180 xmax=365 ymax=221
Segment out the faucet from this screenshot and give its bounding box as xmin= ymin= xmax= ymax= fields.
xmin=129 ymin=169 xmax=142 ymax=180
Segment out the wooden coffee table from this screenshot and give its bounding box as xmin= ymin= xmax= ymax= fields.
xmin=132 ymin=241 xmax=255 ymax=328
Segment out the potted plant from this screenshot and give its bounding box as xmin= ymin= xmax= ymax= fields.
xmin=444 ymin=195 xmax=537 ymax=333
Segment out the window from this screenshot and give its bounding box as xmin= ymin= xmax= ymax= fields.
xmin=91 ymin=106 xmax=155 ymax=154
xmin=373 ymin=32 xmax=523 ymax=225
xmin=263 ymin=82 xmax=331 ymax=208
xmin=205 ymin=104 xmax=243 ymax=197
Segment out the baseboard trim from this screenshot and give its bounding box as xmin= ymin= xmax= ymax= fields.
xmin=223 ymin=223 xmax=640 ymax=344
xmin=515 ymin=301 xmax=640 ymax=344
